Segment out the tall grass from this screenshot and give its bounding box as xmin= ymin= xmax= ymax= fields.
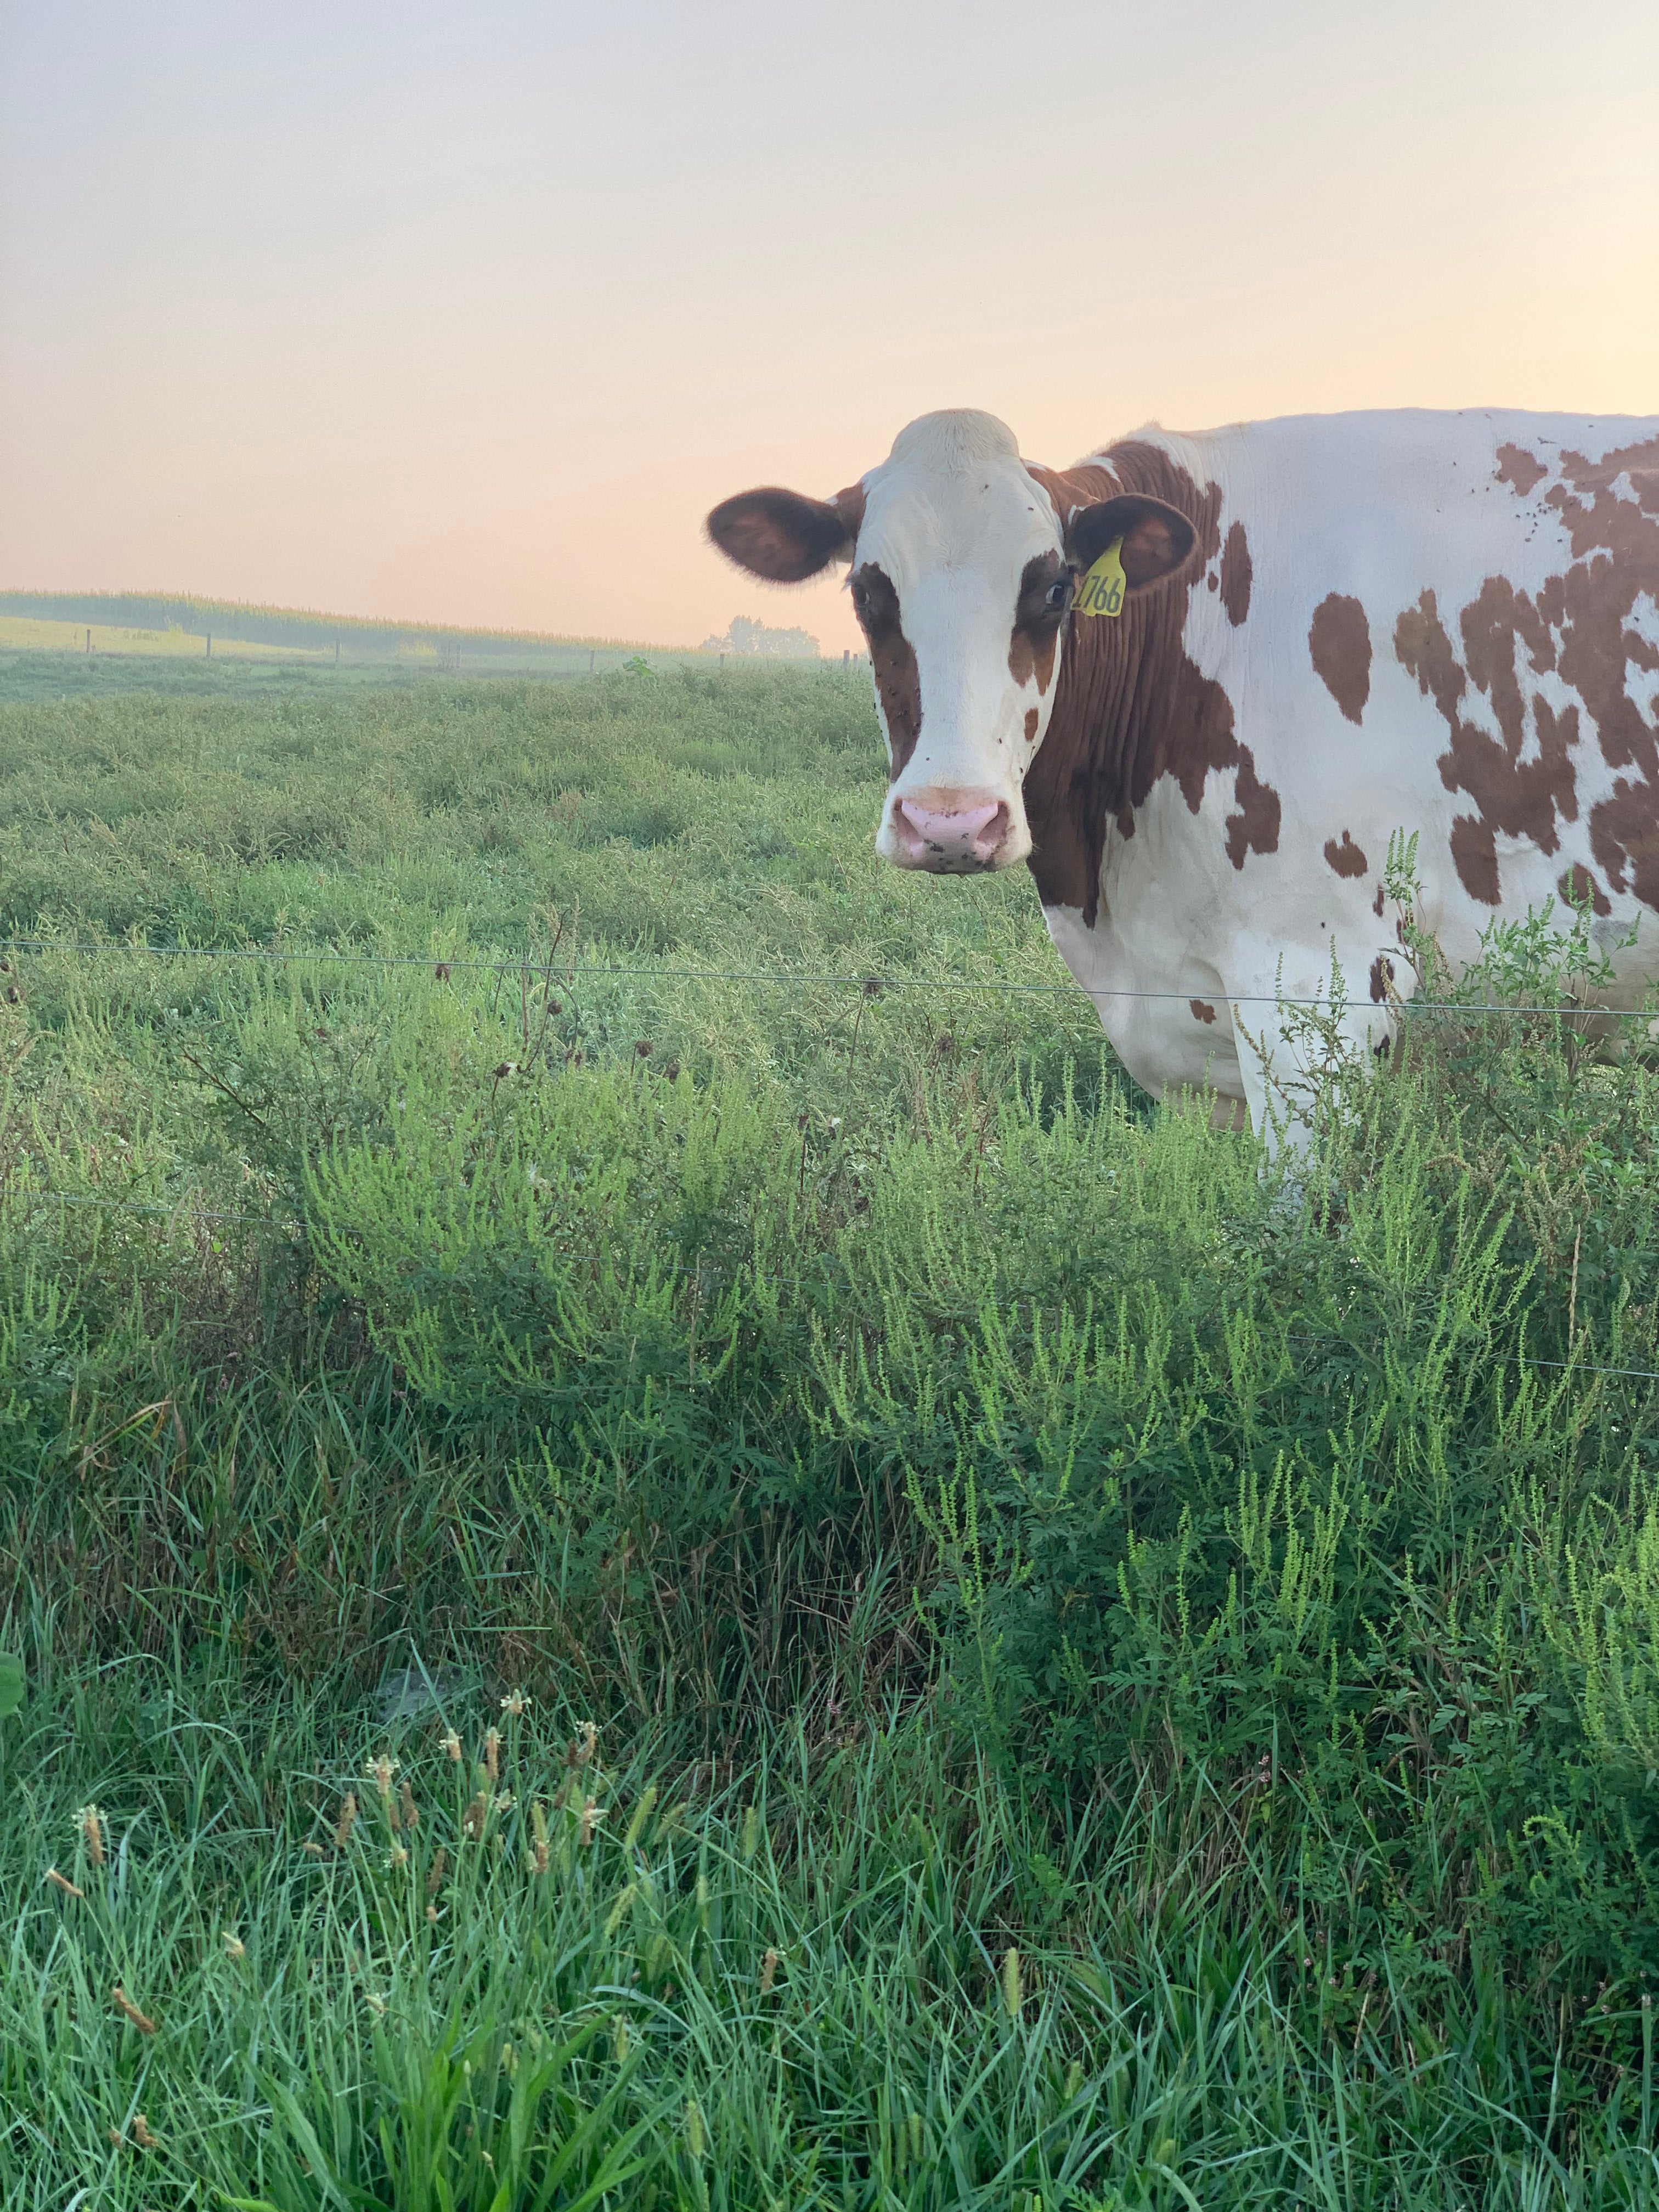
xmin=3 ymin=662 xmax=1659 ymax=2200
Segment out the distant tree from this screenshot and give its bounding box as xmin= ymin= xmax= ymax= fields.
xmin=700 ymin=616 xmax=820 ymax=659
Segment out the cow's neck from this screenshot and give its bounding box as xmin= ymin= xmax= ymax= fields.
xmin=1023 ymin=443 xmax=1229 ymax=928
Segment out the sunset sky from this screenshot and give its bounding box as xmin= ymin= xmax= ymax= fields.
xmin=2 ymin=2 xmax=1655 ymax=655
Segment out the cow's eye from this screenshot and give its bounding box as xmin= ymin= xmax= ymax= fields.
xmin=1045 ymin=577 xmax=1072 ymax=613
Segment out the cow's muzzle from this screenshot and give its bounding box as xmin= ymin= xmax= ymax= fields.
xmin=888 ymin=790 xmax=1019 ymax=871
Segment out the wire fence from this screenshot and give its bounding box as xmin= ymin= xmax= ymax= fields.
xmin=1 ymin=933 xmax=1652 ymax=1019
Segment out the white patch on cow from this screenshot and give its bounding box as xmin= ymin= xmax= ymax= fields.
xmin=856 ymin=411 xmax=1066 ymax=871
xmin=1626 ymin=593 xmax=1659 ymax=719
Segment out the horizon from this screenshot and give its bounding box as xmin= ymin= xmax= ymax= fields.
xmin=3 ymin=2 xmax=1655 ymax=655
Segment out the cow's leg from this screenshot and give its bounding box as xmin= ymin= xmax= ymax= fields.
xmin=1225 ymin=963 xmax=1397 ymax=1152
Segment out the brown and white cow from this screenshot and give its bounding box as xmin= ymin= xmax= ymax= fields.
xmin=708 ymin=408 xmax=1659 ymax=1140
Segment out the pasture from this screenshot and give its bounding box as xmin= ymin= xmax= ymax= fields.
xmin=2 ymin=648 xmax=1658 ymax=2206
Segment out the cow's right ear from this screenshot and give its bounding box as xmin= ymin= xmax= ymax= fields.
xmin=706 ymin=484 xmax=865 ymax=584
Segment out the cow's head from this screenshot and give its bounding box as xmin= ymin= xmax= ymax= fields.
xmin=707 ymin=410 xmax=1195 ymax=872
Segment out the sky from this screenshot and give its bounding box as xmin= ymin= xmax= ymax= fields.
xmin=2 ymin=2 xmax=1655 ymax=654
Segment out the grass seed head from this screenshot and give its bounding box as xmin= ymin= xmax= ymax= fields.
xmin=112 ymin=1984 xmax=157 ymax=2035
xmin=578 ymin=1796 xmax=605 ymax=1847
xmin=760 ymin=1945 xmax=779 ymax=1994
xmin=500 ymin=1688 xmax=529 ymax=1717
xmin=464 ymin=1791 xmax=487 ymax=1841
xmin=426 ymin=1846 xmax=448 ymax=1895
xmin=76 ymin=1804 xmax=107 ymax=1868
xmin=223 ymin=1932 xmax=246 ymax=1960
xmin=441 ymin=1729 xmax=462 ymax=1763
xmin=484 ymin=1727 xmax=500 ymax=1785
xmin=45 ymin=1866 xmax=84 ymax=1900
xmin=623 ymin=1782 xmax=658 ymax=1850
xmin=605 ymin=1882 xmax=637 ymax=1935
xmin=333 ymin=1791 xmax=358 ymax=1850
xmin=1001 ymin=1945 xmax=1022 ymax=2021
xmin=531 ymin=1799 xmax=550 ymax=1875
xmin=369 ymin=1753 xmax=398 ymax=1818
xmin=399 ymin=1778 xmax=419 ymax=1830
xmin=569 ymin=1720 xmax=597 ymax=1770
xmin=132 ymin=2114 xmax=159 ymax=2151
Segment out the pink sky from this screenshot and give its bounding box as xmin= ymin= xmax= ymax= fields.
xmin=2 ymin=2 xmax=1654 ymax=656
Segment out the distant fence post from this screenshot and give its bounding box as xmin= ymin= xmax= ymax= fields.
xmin=206 ymin=634 xmax=212 ymax=659
xmin=335 ymin=639 xmax=340 ymax=666
xmin=589 ymin=649 xmax=596 ymax=674
xmin=86 ymin=629 xmax=91 ymax=656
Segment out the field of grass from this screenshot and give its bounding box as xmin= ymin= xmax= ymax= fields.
xmin=0 ymin=591 xmax=752 ymax=679
xmin=2 ymin=645 xmax=1659 ymax=2206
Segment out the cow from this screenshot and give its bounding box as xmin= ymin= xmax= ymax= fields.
xmin=707 ymin=407 xmax=1659 ymax=1142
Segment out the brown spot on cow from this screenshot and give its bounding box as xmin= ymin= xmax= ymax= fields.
xmin=1496 ymin=443 xmax=1549 ymax=496
xmin=1024 ymin=707 xmax=1039 ymax=743
xmin=1219 ymin=521 xmax=1252 ymax=627
xmin=851 ymin=564 xmax=922 ymax=777
xmin=1323 ymin=830 xmax=1369 ymax=879
xmin=1448 ymin=814 xmax=1502 ymax=904
xmin=1373 ymin=881 xmax=1386 ymax=917
xmin=1394 ymin=582 xmax=1582 ymax=905
xmin=1309 ymin=594 xmax=1372 ymax=724
xmin=1022 ymin=445 xmax=1280 ymax=917
xmin=1190 ymin=998 xmax=1216 ymax=1024
xmin=1558 ymin=861 xmax=1612 ymax=916
xmin=1368 ymin=955 xmax=1396 ymax=1004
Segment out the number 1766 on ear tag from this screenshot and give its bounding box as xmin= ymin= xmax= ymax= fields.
xmin=1073 ymin=537 xmax=1126 ymax=618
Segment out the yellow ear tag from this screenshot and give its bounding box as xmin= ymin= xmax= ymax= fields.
xmin=1073 ymin=537 xmax=1127 ymax=618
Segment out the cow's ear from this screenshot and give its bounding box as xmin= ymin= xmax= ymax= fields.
xmin=706 ymin=483 xmax=865 ymax=584
xmin=1065 ymin=494 xmax=1196 ymax=590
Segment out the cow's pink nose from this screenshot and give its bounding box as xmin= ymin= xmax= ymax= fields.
xmin=894 ymin=795 xmax=1010 ymax=867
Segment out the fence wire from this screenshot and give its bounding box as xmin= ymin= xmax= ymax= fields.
xmin=0 ymin=934 xmax=1651 ymax=1019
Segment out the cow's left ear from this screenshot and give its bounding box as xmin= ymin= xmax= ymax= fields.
xmin=1065 ymin=495 xmax=1197 ymax=590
